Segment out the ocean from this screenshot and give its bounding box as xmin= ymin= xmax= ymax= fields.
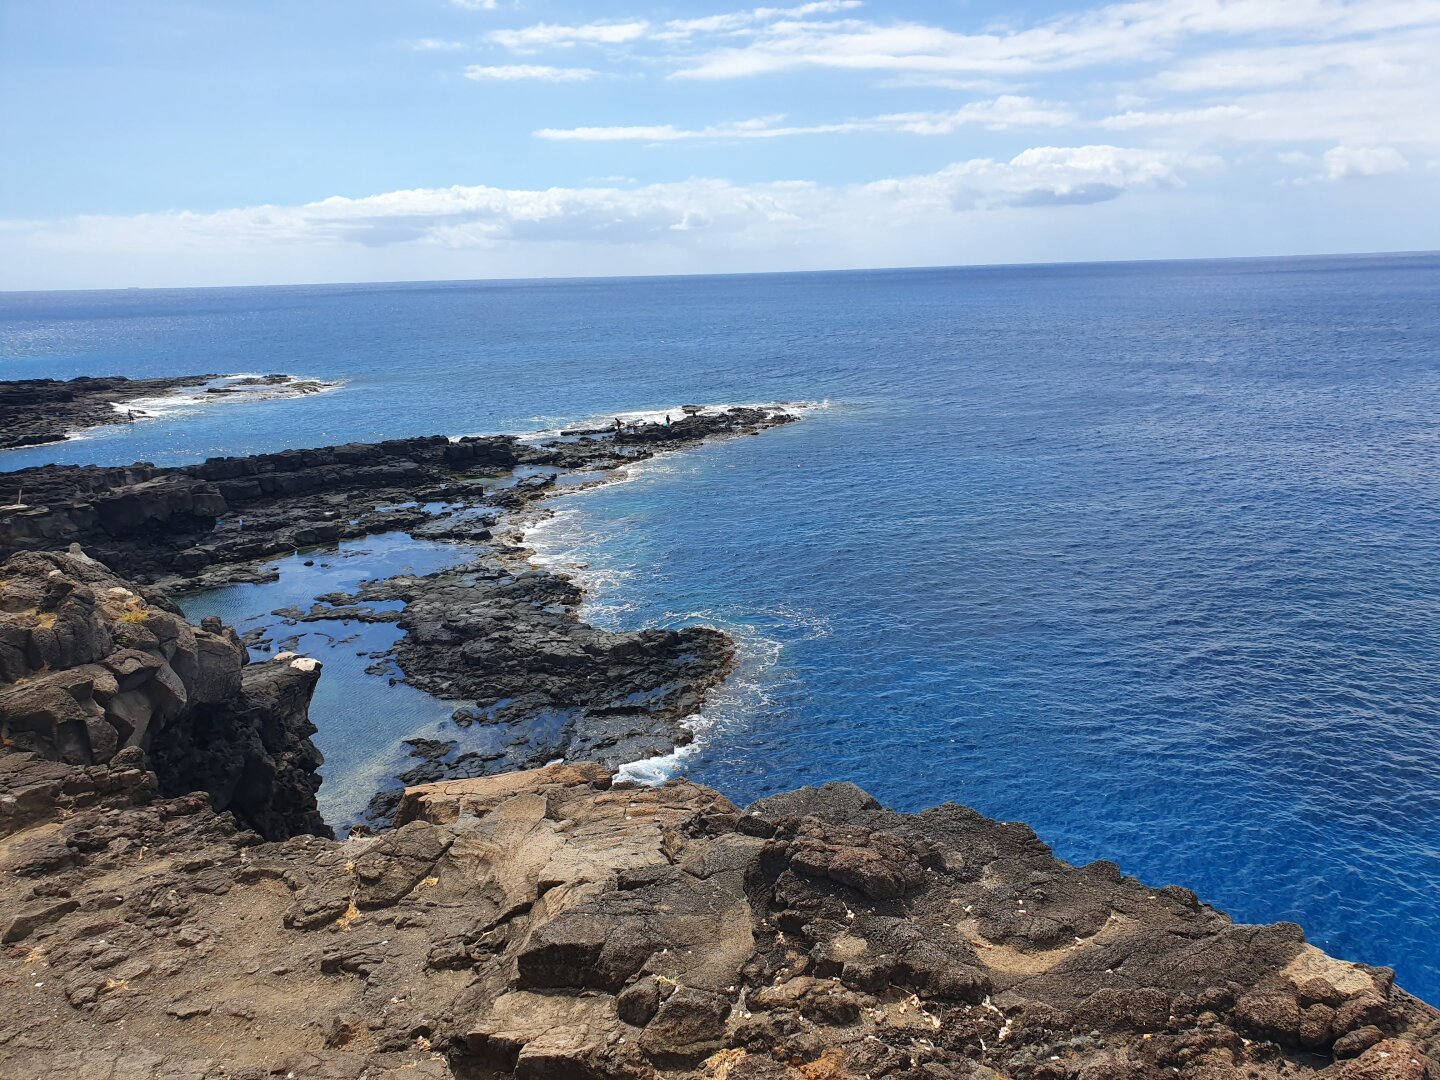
xmin=2 ymin=253 xmax=1437 ymax=999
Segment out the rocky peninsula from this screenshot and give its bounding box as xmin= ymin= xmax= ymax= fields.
xmin=1 ymin=375 xmax=216 ymax=451
xmin=0 ymin=403 xmax=1436 ymax=1078
xmin=0 ymin=374 xmax=336 ymax=452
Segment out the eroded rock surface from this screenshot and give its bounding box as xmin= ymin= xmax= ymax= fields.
xmin=3 ymin=408 xmax=1434 ymax=1079
xmin=322 ymin=557 xmax=735 ymax=822
xmin=3 ymin=407 xmax=798 ymax=826
xmin=0 ymin=759 xmax=1434 ymax=1079
xmin=0 ymin=550 xmax=326 ymax=840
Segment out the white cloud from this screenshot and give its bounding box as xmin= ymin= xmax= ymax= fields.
xmin=452 ymin=0 xmax=498 ymax=9
xmin=489 ymin=21 xmax=651 ymax=51
xmin=657 ymin=1 xmax=863 ymax=39
xmin=665 ymin=0 xmax=1440 ymax=80
xmin=459 ymin=1 xmax=1440 ymax=163
xmin=876 ymin=145 xmax=1206 ymax=211
xmin=535 ymin=97 xmax=1074 ymax=141
xmin=485 ymin=2 xmax=863 ymax=53
xmin=1152 ymin=32 xmax=1439 ymax=91
xmin=463 ymin=64 xmax=598 ymax=82
xmin=1322 ymin=144 xmax=1409 ymax=178
xmin=410 ymin=38 xmax=469 ymax=52
xmin=1 ymin=147 xmax=1200 ymax=263
xmin=1099 ymin=104 xmax=1254 ymax=129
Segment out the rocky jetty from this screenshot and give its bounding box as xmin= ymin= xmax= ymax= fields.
xmin=0 ymin=374 xmax=216 ymax=451
xmin=0 ymin=405 xmax=794 ymax=586
xmin=0 ymin=372 xmax=339 ymax=454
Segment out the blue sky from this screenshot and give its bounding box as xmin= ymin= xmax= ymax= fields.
xmin=2 ymin=0 xmax=1437 ymax=288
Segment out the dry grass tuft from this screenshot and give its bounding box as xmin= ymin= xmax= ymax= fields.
xmin=704 ymin=1049 xmax=747 ymax=1079
xmin=335 ymin=899 xmax=362 ymax=930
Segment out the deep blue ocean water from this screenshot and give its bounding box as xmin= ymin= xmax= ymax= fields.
xmin=2 ymin=254 xmax=1438 ymax=999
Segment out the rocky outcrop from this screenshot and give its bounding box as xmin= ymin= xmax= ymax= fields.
xmin=0 ymin=549 xmax=326 ymax=839
xmin=1 ymin=407 xmax=800 ymax=825
xmin=0 ymin=372 xmax=338 ymax=453
xmin=0 ymin=407 xmax=795 ymax=585
xmin=2 ymin=405 xmax=1434 ymax=1077
xmin=0 ymin=759 xmax=1434 ymax=1079
xmin=0 ymin=435 xmax=512 ymax=580
xmin=0 ymin=374 xmax=215 ymax=451
xmin=300 ymin=556 xmax=736 ymax=823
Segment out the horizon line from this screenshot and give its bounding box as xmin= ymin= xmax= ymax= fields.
xmin=3 ymin=247 xmax=1437 ymax=299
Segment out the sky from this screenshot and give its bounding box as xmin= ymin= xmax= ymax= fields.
xmin=1 ymin=0 xmax=1438 ymax=289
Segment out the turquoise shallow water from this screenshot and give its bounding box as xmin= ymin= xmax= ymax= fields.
xmin=3 ymin=254 xmax=1438 ymax=997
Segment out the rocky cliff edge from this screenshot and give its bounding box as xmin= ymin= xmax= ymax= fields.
xmin=1 ymin=554 xmax=1436 ymax=1080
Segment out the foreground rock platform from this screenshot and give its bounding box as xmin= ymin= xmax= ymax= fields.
xmin=1 ymin=757 xmax=1435 ymax=1079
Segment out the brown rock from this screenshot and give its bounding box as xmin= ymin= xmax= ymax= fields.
xmin=1333 ymin=1039 xmax=1437 ymax=1079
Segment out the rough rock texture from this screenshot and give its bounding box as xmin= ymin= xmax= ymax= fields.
xmin=4 ymin=406 xmax=1434 ymax=1078
xmin=0 ymin=759 xmax=1434 ymax=1079
xmin=304 ymin=556 xmax=736 ymax=824
xmin=1 ymin=406 xmax=798 ymax=823
xmin=0 ymin=374 xmax=215 ymax=451
xmin=0 ymin=549 xmax=326 ymax=840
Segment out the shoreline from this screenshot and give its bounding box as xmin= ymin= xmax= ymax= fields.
xmin=0 ymin=372 xmax=343 ymax=454
xmin=0 ymin=403 xmax=803 ymax=828
xmin=0 ymin=394 xmax=1436 ymax=1075
xmin=1 ymin=550 xmax=1434 ymax=1076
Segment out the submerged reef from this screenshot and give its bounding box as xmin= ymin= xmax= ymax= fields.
xmin=0 ymin=401 xmax=1435 ymax=1078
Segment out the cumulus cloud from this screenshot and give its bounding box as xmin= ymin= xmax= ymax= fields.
xmin=535 ymin=97 xmax=1074 ymax=141
xmin=452 ymin=0 xmax=498 ymax=9
xmin=464 ymin=64 xmax=597 ymax=82
xmin=866 ymin=145 xmax=1204 ymax=212
xmin=1322 ymin=144 xmax=1409 ymax=179
xmin=1 ymin=147 xmax=1201 ymax=260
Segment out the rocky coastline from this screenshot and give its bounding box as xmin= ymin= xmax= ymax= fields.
xmin=0 ymin=401 xmax=1436 ymax=1078
xmin=0 ymin=373 xmax=337 ymax=453
xmin=0 ymin=405 xmax=797 ymax=824
xmin=0 ymin=375 xmax=217 ymax=451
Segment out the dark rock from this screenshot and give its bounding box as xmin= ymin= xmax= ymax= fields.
xmin=0 ymin=374 xmax=214 ymax=451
